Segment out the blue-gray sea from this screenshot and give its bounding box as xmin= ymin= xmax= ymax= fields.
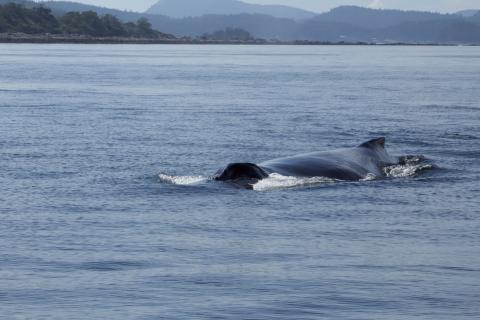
xmin=1 ymin=44 xmax=479 ymax=319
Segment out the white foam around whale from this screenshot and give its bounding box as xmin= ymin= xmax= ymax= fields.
xmin=158 ymin=173 xmax=208 ymax=185
xmin=360 ymin=173 xmax=379 ymax=181
xmin=384 ymin=163 xmax=434 ymax=178
xmin=253 ymin=173 xmax=338 ymax=191
xmin=159 ymin=157 xmax=432 ymax=190
xmin=384 ymin=155 xmax=434 ymax=178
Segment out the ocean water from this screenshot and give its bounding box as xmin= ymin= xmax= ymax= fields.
xmin=0 ymin=44 xmax=479 ymax=319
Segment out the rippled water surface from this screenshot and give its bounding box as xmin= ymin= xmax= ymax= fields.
xmin=1 ymin=44 xmax=479 ymax=319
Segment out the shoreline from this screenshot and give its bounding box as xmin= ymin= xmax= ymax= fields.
xmin=0 ymin=34 xmax=475 ymax=46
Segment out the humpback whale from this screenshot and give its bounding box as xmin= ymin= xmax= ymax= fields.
xmin=214 ymin=138 xmax=401 ymax=188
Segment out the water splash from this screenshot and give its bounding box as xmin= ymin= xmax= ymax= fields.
xmin=384 ymin=155 xmax=434 ymax=178
xmin=253 ymin=173 xmax=338 ymax=191
xmin=361 ymin=173 xmax=378 ymax=181
xmin=158 ymin=173 xmax=208 ymax=185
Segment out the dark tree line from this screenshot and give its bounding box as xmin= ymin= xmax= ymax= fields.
xmin=0 ymin=3 xmax=168 ymax=38
xmin=200 ymin=27 xmax=255 ymax=41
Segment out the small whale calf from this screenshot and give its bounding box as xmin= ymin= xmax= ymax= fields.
xmin=214 ymin=138 xmax=406 ymax=189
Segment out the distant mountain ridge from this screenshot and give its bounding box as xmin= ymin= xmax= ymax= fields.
xmin=146 ymin=0 xmax=315 ymax=20
xmin=313 ymin=6 xmax=458 ymax=29
xmin=456 ymin=9 xmax=479 ymax=17
xmin=39 ymin=1 xmax=143 ymax=19
xmin=298 ymin=6 xmax=478 ymax=43
xmin=2 ymin=1 xmax=480 ymax=44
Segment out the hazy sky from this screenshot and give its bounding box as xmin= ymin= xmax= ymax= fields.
xmin=38 ymin=0 xmax=480 ymax=14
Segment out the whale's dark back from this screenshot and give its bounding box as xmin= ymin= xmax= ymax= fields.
xmin=214 ymin=138 xmax=399 ymax=188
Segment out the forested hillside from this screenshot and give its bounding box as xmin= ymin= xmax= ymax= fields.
xmin=0 ymin=2 xmax=172 ymax=38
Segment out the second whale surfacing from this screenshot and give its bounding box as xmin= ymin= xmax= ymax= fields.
xmin=214 ymin=138 xmax=406 ymax=189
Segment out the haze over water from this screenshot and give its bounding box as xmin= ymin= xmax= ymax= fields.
xmin=0 ymin=44 xmax=479 ymax=319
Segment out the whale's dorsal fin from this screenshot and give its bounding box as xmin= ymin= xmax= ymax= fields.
xmin=359 ymin=137 xmax=386 ymax=149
